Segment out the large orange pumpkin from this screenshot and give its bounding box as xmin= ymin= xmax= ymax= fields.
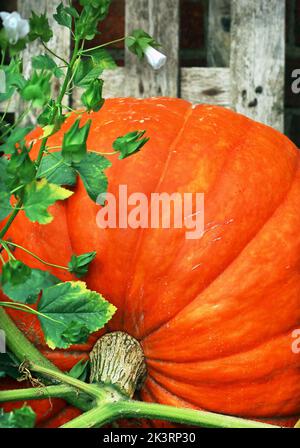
xmin=1 ymin=97 xmax=300 ymax=427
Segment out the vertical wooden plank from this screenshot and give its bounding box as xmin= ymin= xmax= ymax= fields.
xmin=125 ymin=0 xmax=179 ymax=97
xmin=230 ymin=0 xmax=285 ymax=131
xmin=207 ymin=0 xmax=231 ymax=67
xmin=17 ymin=0 xmax=71 ymax=124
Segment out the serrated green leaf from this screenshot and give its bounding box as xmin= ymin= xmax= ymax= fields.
xmin=0 ymin=126 xmax=33 ymax=154
xmin=68 ymin=251 xmax=96 ymax=278
xmin=1 ymin=260 xmax=31 ymax=286
xmin=87 ymin=48 xmax=117 ymax=71
xmin=0 ymin=352 xmax=20 ymax=380
xmin=37 ymin=152 xmax=77 ymax=186
xmin=73 ymin=58 xmax=103 ymax=88
xmin=1 ymin=268 xmax=60 ymax=304
xmin=38 ymin=281 xmax=116 ymax=349
xmin=0 ymin=406 xmax=36 ymax=428
xmin=53 ymin=3 xmax=73 ymax=29
xmin=74 ymin=152 xmax=111 ymax=203
xmin=23 ymin=179 xmax=73 ymax=224
xmin=29 ymin=11 xmax=53 ymax=43
xmin=32 ymin=54 xmax=63 ymax=78
xmin=0 ymin=192 xmax=12 ymax=221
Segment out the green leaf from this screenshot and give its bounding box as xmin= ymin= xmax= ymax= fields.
xmin=0 ymin=406 xmax=36 ymax=428
xmin=68 ymin=360 xmax=89 ymax=381
xmin=1 ymin=260 xmax=31 ymax=286
xmin=0 ymin=61 xmax=26 ymax=103
xmin=86 ymin=48 xmax=117 ymax=71
xmin=0 ymin=192 xmax=12 ymax=221
xmin=0 ymin=351 xmax=21 ymax=380
xmin=37 ymin=151 xmax=77 ymax=186
xmin=1 ymin=268 xmax=60 ymax=304
xmin=73 ymin=58 xmax=103 ymax=88
xmin=0 ymin=158 xmax=12 ymax=220
xmin=29 ymin=11 xmax=53 ymax=43
xmin=38 ymin=281 xmax=116 ymax=349
xmin=113 ymin=130 xmax=149 ymax=159
xmin=32 ymin=54 xmax=63 ymax=78
xmin=23 ymin=179 xmax=73 ymax=224
xmin=74 ymin=152 xmax=111 ymax=203
xmin=62 ymin=119 xmax=91 ymax=164
xmin=0 ymin=126 xmax=33 ymax=155
xmin=53 ymin=3 xmax=73 ymax=30
xmin=68 ymin=251 xmax=96 ymax=278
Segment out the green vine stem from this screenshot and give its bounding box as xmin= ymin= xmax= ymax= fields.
xmin=0 ymin=384 xmax=75 ymax=403
xmin=0 ymin=308 xmax=92 ymax=412
xmin=29 ymin=362 xmax=107 ymax=401
xmin=1 ymin=240 xmax=69 ymax=271
xmin=61 ymin=400 xmax=280 ymax=429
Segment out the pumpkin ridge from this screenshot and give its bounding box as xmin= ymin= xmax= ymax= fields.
xmin=141 ymin=157 xmax=300 ymax=343
xmin=145 ymin=323 xmax=299 ymax=368
xmin=120 ymin=104 xmax=194 ymax=330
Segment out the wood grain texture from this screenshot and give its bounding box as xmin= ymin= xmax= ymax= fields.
xmin=181 ymin=67 xmax=231 ymax=107
xmin=16 ymin=0 xmax=71 ymax=123
xmin=125 ymin=0 xmax=179 ymax=97
xmin=207 ymin=0 xmax=231 ymax=67
xmin=230 ymin=0 xmax=285 ymax=131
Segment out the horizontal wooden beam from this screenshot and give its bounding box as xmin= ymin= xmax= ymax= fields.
xmin=73 ymin=67 xmax=231 ymax=108
xmin=181 ymin=67 xmax=231 ymax=107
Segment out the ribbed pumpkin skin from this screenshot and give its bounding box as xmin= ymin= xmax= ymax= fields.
xmin=1 ymin=98 xmax=300 ymax=427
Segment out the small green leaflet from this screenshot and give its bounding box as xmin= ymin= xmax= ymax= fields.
xmin=0 ymin=126 xmax=33 ymax=155
xmin=23 ymin=179 xmax=73 ymax=224
xmin=0 ymin=406 xmax=36 ymax=428
xmin=0 ymin=192 xmax=12 ymax=221
xmin=37 ymin=152 xmax=77 ymax=186
xmin=1 ymin=268 xmax=60 ymax=304
xmin=68 ymin=251 xmax=96 ymax=278
xmin=113 ymin=130 xmax=149 ymax=159
xmin=53 ymin=3 xmax=77 ymax=30
xmin=74 ymin=152 xmax=111 ymax=203
xmin=85 ymin=48 xmax=117 ymax=71
xmin=38 ymin=281 xmax=116 ymax=349
xmin=68 ymin=359 xmax=89 ymax=382
xmin=32 ymin=54 xmax=63 ymax=78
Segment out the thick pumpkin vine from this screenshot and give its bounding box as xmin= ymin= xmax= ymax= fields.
xmin=0 ymin=1 xmax=286 ymax=429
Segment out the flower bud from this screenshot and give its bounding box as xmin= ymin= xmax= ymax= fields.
xmin=144 ymin=45 xmax=167 ymax=70
xmin=81 ymin=79 xmax=104 ymax=112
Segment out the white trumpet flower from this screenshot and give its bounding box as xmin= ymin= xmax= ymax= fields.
xmin=0 ymin=11 xmax=30 ymax=44
xmin=144 ymin=45 xmax=167 ymax=70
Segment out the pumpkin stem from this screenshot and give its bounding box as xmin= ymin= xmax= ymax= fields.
xmin=89 ymin=331 xmax=147 ymax=398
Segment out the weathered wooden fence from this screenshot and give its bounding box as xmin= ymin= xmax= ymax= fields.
xmin=4 ymin=0 xmax=285 ymax=131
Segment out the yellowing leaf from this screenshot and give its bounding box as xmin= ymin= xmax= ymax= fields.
xmin=23 ymin=178 xmax=73 ymax=224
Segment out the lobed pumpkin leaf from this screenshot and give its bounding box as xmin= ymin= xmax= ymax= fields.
xmin=1 ymin=268 xmax=60 ymax=304
xmin=37 ymin=151 xmax=77 ymax=186
xmin=38 ymin=281 xmax=116 ymax=350
xmin=0 ymin=406 xmax=36 ymax=428
xmin=32 ymin=54 xmax=64 ymax=78
xmin=23 ymin=179 xmax=73 ymax=224
xmin=74 ymin=152 xmax=111 ymax=203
